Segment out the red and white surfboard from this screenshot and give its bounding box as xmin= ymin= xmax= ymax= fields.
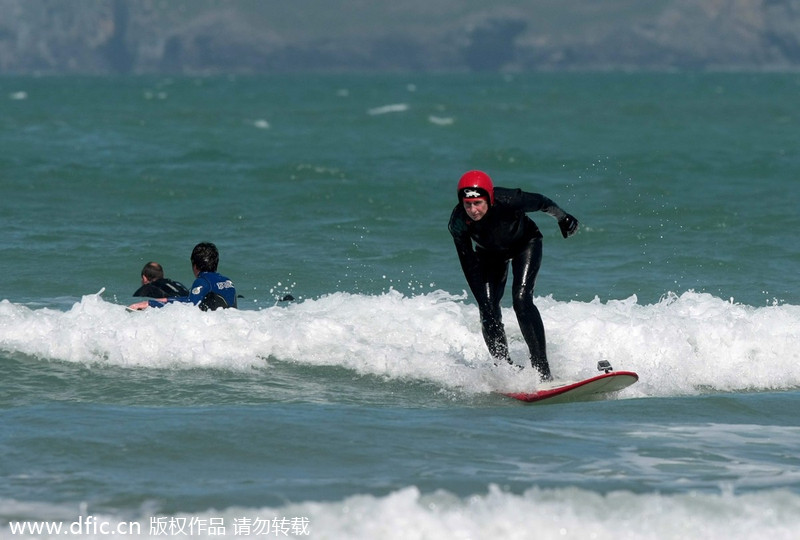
xmin=503 ymin=371 xmax=639 ymax=404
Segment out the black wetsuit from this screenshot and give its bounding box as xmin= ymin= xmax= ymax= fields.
xmin=448 ymin=187 xmax=572 ymax=378
xmin=133 ymin=278 xmax=190 ymax=299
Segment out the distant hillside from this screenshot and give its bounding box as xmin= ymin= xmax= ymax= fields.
xmin=1 ymin=0 xmax=799 ymax=74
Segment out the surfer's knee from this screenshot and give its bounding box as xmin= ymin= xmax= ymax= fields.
xmin=478 ymin=301 xmax=503 ymax=325
xmin=511 ymin=294 xmax=538 ymax=318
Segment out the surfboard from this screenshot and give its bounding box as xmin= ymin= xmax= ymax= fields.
xmin=502 ymin=370 xmax=638 ymax=404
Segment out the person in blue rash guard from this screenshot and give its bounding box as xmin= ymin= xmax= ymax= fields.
xmin=128 ymin=242 xmax=237 ymax=311
xmin=448 ymin=170 xmax=578 ymax=381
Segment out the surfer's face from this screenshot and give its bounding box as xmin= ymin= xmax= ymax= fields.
xmin=463 ymin=199 xmax=489 ymax=221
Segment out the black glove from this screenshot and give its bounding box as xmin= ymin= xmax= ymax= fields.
xmin=558 ymin=214 xmax=579 ymax=238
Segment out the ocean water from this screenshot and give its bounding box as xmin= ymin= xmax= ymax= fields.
xmin=1 ymin=73 xmax=799 ymax=539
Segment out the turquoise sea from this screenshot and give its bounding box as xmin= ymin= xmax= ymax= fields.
xmin=1 ymin=73 xmax=799 ymax=539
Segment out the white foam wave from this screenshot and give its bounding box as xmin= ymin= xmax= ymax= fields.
xmin=1 ymin=290 xmax=798 ymax=397
xmin=367 ymin=103 xmax=409 ymax=115
xmin=428 ymin=115 xmax=454 ymax=126
xmin=2 ymin=485 xmax=798 ymax=539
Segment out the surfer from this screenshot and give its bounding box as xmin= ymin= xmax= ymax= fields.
xmin=448 ymin=170 xmax=579 ymax=381
xmin=128 ymin=242 xmax=237 ymax=311
xmin=132 ymin=261 xmax=189 ymax=299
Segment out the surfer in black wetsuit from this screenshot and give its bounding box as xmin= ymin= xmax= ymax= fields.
xmin=448 ymin=170 xmax=579 ymax=381
xmin=133 ymin=261 xmax=189 ymax=298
